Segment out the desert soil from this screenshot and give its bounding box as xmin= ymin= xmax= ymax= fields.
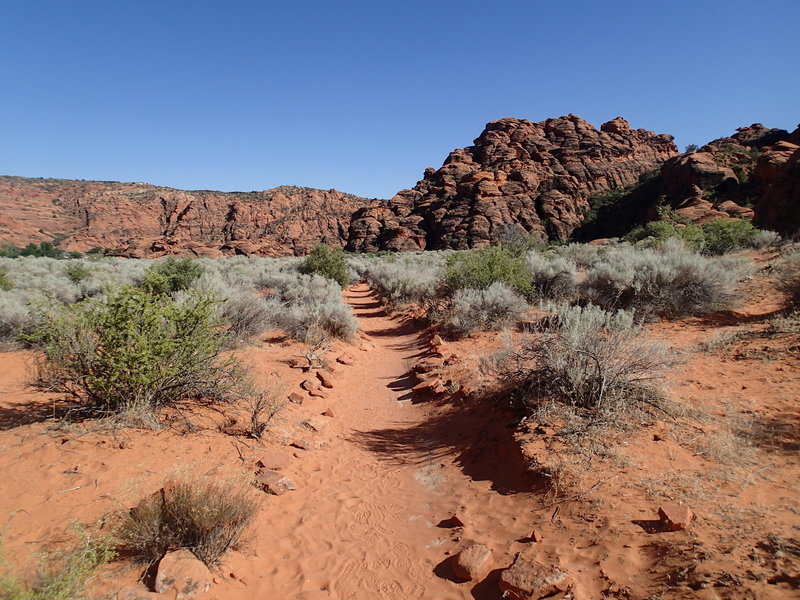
xmin=0 ymin=277 xmax=798 ymax=599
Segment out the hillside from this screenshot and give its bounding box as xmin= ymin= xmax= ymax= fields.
xmin=0 ymin=177 xmax=374 ymax=257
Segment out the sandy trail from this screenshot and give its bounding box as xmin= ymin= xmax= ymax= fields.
xmin=229 ymin=284 xmax=535 ymax=599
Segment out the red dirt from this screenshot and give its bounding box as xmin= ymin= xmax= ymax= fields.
xmin=0 ymin=278 xmax=798 ymax=599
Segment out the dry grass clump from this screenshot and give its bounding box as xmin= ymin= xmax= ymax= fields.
xmin=120 ymin=479 xmax=259 ymax=566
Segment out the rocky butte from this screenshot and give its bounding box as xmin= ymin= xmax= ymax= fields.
xmin=345 ymin=114 xmax=678 ymax=252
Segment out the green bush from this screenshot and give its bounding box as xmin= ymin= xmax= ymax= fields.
xmin=120 ymin=479 xmax=258 ymax=566
xmin=0 ymin=269 xmax=11 ymax=291
xmin=0 ymin=522 xmax=114 ymax=600
xmin=700 ymin=218 xmax=758 ymax=255
xmin=141 ymin=257 xmax=204 ymax=295
xmin=30 ymin=286 xmax=243 ymax=420
xmin=443 ymin=246 xmax=534 ymax=300
xmin=63 ymin=263 xmax=90 ymax=284
xmin=625 ymin=220 xmax=705 ymax=251
xmin=299 ymin=244 xmax=350 ymax=288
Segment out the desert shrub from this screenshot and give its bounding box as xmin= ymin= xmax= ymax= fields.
xmin=141 ymin=257 xmax=204 ymax=295
xmin=120 ymin=479 xmax=258 ymax=566
xmin=501 ymin=304 xmax=673 ymax=416
xmin=360 ymin=254 xmax=446 ymax=308
xmin=700 ymin=218 xmax=758 ymax=255
xmin=0 ymin=294 xmax=34 ymax=346
xmin=440 ymin=282 xmax=527 ymax=338
xmin=63 ymin=262 xmax=90 ymax=284
xmin=0 ymin=269 xmax=11 ymax=291
xmin=625 ymin=220 xmax=705 ymax=251
xmin=525 ymin=252 xmax=578 ymax=302
xmin=581 ymin=240 xmax=739 ymax=319
xmin=220 ymin=293 xmax=277 ymax=342
xmin=299 ymin=244 xmax=350 ymax=288
xmin=29 ymin=286 xmax=244 ymax=420
xmin=750 ymin=229 xmax=781 ymax=249
xmin=444 ymin=246 xmax=534 ymax=300
xmin=246 ymin=385 xmax=286 ymax=438
xmin=259 ymin=272 xmax=357 ymax=342
xmin=553 ymin=243 xmax=603 ymax=269
xmin=0 ymin=522 xmax=115 ymax=600
xmin=780 ymin=252 xmax=800 ymax=306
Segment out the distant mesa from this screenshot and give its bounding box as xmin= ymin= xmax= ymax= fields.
xmin=1 ymin=115 xmax=797 ymax=257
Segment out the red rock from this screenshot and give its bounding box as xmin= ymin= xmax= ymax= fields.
xmin=322 ymin=409 xmax=335 ymax=418
xmin=529 ymin=529 xmax=543 ymax=543
xmin=498 ymin=551 xmax=573 ymax=600
xmin=336 ymin=353 xmax=355 ymax=366
xmin=289 ymin=357 xmax=310 ymax=369
xmin=256 ymin=470 xmax=296 ymax=495
xmin=301 ymin=378 xmax=320 ymax=392
xmin=658 ymin=503 xmax=694 ymax=531
xmin=304 ymin=415 xmax=330 ymax=433
xmin=288 ymin=392 xmax=304 ymax=405
xmin=415 ymin=358 xmax=444 ymax=373
xmin=446 ymin=513 xmax=465 ymax=527
xmin=155 ymin=549 xmax=211 ymax=598
xmin=308 ymin=389 xmax=328 ymax=398
xmin=116 ymin=587 xmax=153 ymax=600
xmin=431 ymin=334 xmax=445 ymax=346
xmin=291 ymin=438 xmax=327 ymax=450
xmin=452 ymin=543 xmax=492 ymax=581
xmin=255 ymin=452 xmax=290 ymax=470
xmin=315 ymin=370 xmax=334 ymax=389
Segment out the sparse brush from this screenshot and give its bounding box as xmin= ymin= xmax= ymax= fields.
xmin=120 ymin=478 xmax=259 ymax=566
xmin=439 ymin=282 xmax=527 ymax=338
xmin=779 ymin=252 xmax=800 ymax=306
xmin=246 ymin=382 xmax=286 ymax=439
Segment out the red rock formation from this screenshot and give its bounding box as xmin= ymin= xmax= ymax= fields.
xmin=346 ymin=115 xmax=677 ymax=251
xmin=0 ymin=177 xmax=373 ymax=257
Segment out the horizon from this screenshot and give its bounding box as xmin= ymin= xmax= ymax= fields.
xmin=1 ymin=1 xmax=798 ymax=199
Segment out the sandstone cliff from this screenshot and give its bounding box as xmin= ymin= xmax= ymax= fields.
xmin=346 ymin=115 xmax=678 ymax=251
xmin=0 ymin=177 xmax=374 ymax=257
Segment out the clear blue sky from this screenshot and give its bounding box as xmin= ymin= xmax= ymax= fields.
xmin=1 ymin=1 xmax=797 ymax=199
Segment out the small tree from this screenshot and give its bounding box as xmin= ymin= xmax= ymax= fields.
xmin=141 ymin=257 xmax=204 ymax=295
xmin=299 ymin=244 xmax=350 ymax=288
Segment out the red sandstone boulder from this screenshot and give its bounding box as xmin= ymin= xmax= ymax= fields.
xmin=452 ymin=543 xmax=492 ymax=581
xmin=155 ymin=549 xmax=211 ymax=598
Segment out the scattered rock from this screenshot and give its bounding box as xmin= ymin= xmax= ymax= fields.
xmin=415 ymin=358 xmax=444 ymax=373
xmin=256 ymin=470 xmax=296 ymax=495
xmin=155 ymin=549 xmax=212 ymax=599
xmin=322 ymin=409 xmax=335 ymax=418
xmin=301 ymin=378 xmax=320 ymax=392
xmin=336 ymin=353 xmax=355 ymax=366
xmin=498 ymin=551 xmax=573 ymax=600
xmin=315 ymin=370 xmax=334 ymax=389
xmin=529 ymin=530 xmax=543 ymax=543
xmin=116 ymin=587 xmax=153 ymax=600
xmin=255 ymin=452 xmax=290 ymax=471
xmin=658 ymin=503 xmax=694 ymax=531
xmin=292 ymin=438 xmax=327 ymax=451
xmin=288 ymin=392 xmax=304 ymax=405
xmin=304 ymin=415 xmax=330 ymax=433
xmin=443 ymin=513 xmax=465 ymax=528
xmin=431 ymin=334 xmax=444 ymax=346
xmin=453 ymin=543 xmax=492 ymax=581
xmin=289 ymin=357 xmax=309 ymax=369
xmin=308 ymin=389 xmax=328 ymax=399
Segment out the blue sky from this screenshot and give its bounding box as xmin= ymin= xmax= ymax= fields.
xmin=1 ymin=1 xmax=797 ymax=199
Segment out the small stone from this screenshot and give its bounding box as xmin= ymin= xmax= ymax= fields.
xmin=288 ymin=392 xmax=304 ymax=405
xmin=453 ymin=543 xmax=492 ymax=581
xmin=336 ymin=353 xmax=355 ymax=366
xmin=322 ymin=409 xmax=335 ymax=418
xmin=308 ymin=389 xmax=328 ymax=398
xmin=415 ymin=358 xmax=444 ymax=373
xmin=658 ymin=503 xmax=694 ymax=531
xmin=212 ymin=576 xmax=221 ymax=585
xmin=301 ymin=378 xmax=320 ymax=392
xmin=530 ymin=529 xmax=543 ymax=543
xmin=116 ymin=587 xmax=152 ymax=600
xmin=431 ymin=334 xmax=444 ymax=346
xmin=498 ymin=551 xmax=573 ymax=600
xmin=304 ymin=415 xmax=330 ymax=433
xmin=256 ymin=470 xmax=296 ymax=495
xmin=255 ymin=452 xmax=290 ymax=471
xmin=446 ymin=513 xmax=465 ymax=527
xmin=292 ymin=438 xmax=327 ymax=450
xmin=289 ymin=357 xmax=309 ymax=369
xmin=316 ymin=370 xmax=334 ymax=389
xmin=155 ymin=549 xmax=211 ymax=599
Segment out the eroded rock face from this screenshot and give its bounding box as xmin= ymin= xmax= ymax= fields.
xmin=346 ymin=115 xmax=677 ymax=251
xmin=0 ymin=177 xmax=374 ymax=257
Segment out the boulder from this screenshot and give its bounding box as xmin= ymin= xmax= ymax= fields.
xmin=452 ymin=543 xmax=492 ymax=581
xmin=155 ymin=549 xmax=211 ymax=599
xmin=498 ymin=552 xmax=573 ymax=600
xmin=658 ymin=503 xmax=694 ymax=531
xmin=301 ymin=378 xmax=320 ymax=392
